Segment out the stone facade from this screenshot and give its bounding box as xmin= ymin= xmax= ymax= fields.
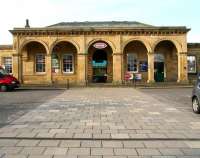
xmin=188 ymin=43 xmax=200 ymax=83
xmin=0 ymin=21 xmax=194 ymax=85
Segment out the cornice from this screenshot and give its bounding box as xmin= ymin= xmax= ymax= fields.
xmin=9 ymin=27 xmax=190 ymax=36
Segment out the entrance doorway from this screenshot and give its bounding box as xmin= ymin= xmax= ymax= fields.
xmin=92 ymin=50 xmax=107 ymax=83
xmin=154 ymin=54 xmax=164 ymax=82
xmin=154 ymin=62 xmax=164 ymax=82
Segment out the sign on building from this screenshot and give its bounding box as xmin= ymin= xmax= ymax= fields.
xmin=93 ymin=42 xmax=107 ymax=49
xmin=125 ymin=72 xmax=133 ymax=81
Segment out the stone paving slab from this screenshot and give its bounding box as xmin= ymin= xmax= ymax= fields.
xmin=0 ymin=140 xmax=200 ymax=157
xmin=1 ymin=88 xmax=200 ymax=157
xmin=0 ymin=88 xmax=198 ymax=140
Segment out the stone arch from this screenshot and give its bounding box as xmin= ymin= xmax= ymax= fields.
xmin=87 ymin=38 xmax=116 ymax=53
xmin=153 ymin=39 xmax=179 ymax=82
xmin=50 ymin=39 xmax=80 ymax=53
xmin=87 ymin=39 xmax=114 ymax=83
xmin=20 ymin=39 xmax=49 ymax=54
xmin=153 ymin=38 xmax=182 ymax=53
xmin=123 ymin=39 xmax=149 ymax=83
xmin=122 ymin=38 xmax=152 ymax=53
xmin=19 ymin=39 xmax=49 ymax=85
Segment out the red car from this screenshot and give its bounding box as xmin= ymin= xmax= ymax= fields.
xmin=0 ymin=66 xmax=20 ymax=92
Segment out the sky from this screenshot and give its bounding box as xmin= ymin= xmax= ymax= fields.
xmin=0 ymin=0 xmax=199 ymax=44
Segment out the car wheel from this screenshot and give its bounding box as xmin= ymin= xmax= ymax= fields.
xmin=0 ymin=85 xmax=7 ymax=92
xmin=192 ymin=97 xmax=200 ymax=114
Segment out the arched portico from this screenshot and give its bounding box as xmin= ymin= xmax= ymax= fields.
xmin=50 ymin=41 xmax=78 ymax=84
xmin=153 ymin=38 xmax=182 ymax=53
xmin=20 ymin=41 xmax=50 ymax=84
xmin=87 ymin=40 xmax=113 ymax=83
xmin=154 ymin=40 xmax=178 ymax=82
xmin=20 ymin=39 xmax=49 ymax=54
xmin=87 ymin=38 xmax=116 ymax=53
xmin=50 ymin=39 xmax=80 ymax=54
xmin=123 ymin=40 xmax=149 ymax=83
xmin=122 ymin=38 xmax=152 ymax=53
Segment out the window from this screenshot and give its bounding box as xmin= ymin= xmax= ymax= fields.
xmin=187 ymin=55 xmax=196 ymax=73
xmin=127 ymin=53 xmax=138 ymax=72
xmin=154 ymin=54 xmax=164 ymax=62
xmin=35 ymin=54 xmax=45 ymax=73
xmin=3 ymin=57 xmax=12 ymax=74
xmin=52 ymin=53 xmax=60 ymax=73
xmin=63 ymin=54 xmax=73 ymax=73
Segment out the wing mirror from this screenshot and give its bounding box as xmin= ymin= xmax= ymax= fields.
xmin=197 ymin=83 xmax=200 ymax=89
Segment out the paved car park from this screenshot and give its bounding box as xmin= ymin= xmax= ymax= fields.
xmin=0 ymin=89 xmax=65 ymax=127
xmin=1 ymin=87 xmax=200 ymax=157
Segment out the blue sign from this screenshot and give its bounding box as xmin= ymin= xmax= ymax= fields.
xmin=139 ymin=61 xmax=148 ymax=72
xmin=92 ymin=60 xmax=107 ymax=68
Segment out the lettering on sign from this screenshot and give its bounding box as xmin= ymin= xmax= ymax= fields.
xmin=93 ymin=42 xmax=107 ymax=49
xmin=125 ymin=72 xmax=133 ymax=81
xmin=135 ymin=73 xmax=142 ymax=80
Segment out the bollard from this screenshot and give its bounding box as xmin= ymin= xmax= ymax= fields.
xmin=67 ymin=79 xmax=69 ymax=90
xmin=134 ymin=78 xmax=136 ymax=88
xmin=86 ymin=80 xmax=88 ymax=87
xmin=132 ymin=74 xmax=136 ymax=88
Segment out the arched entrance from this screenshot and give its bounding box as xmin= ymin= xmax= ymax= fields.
xmin=88 ymin=41 xmax=113 ymax=83
xmin=154 ymin=40 xmax=178 ymax=82
xmin=92 ymin=50 xmax=107 ymax=83
xmin=21 ymin=41 xmax=48 ymax=84
xmin=154 ymin=54 xmax=165 ymax=82
xmin=123 ymin=40 xmax=148 ymax=83
xmin=51 ymin=41 xmax=77 ymax=84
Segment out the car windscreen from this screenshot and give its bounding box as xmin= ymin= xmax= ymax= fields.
xmin=0 ymin=68 xmax=8 ymax=75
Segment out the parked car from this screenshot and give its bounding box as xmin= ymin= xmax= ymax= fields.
xmin=0 ymin=66 xmax=20 ymax=92
xmin=192 ymin=73 xmax=200 ymax=113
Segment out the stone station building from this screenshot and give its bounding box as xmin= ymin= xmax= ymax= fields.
xmin=0 ymin=21 xmax=199 ymax=85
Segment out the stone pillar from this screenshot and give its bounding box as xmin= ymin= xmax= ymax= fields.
xmin=12 ymin=54 xmax=22 ymax=82
xmin=177 ymin=52 xmax=188 ymax=83
xmin=77 ymin=53 xmax=87 ymax=85
xmin=46 ymin=54 xmax=52 ymax=84
xmin=147 ymin=52 xmax=155 ymax=83
xmin=113 ymin=53 xmax=123 ymax=84
xmin=0 ymin=56 xmax=2 ymax=65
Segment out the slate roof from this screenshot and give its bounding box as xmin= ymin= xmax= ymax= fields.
xmin=47 ymin=21 xmax=154 ymax=28
xmin=188 ymin=43 xmax=200 ymax=48
xmin=10 ymin=21 xmax=190 ymax=34
xmin=0 ymin=45 xmax=13 ymax=50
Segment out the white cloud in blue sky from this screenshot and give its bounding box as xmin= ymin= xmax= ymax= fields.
xmin=0 ymin=0 xmax=199 ymax=44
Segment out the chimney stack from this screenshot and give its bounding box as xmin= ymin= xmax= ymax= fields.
xmin=25 ymin=19 xmax=30 ymax=28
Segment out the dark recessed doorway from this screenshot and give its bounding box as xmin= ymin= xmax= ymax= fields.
xmin=154 ymin=54 xmax=165 ymax=82
xmin=92 ymin=50 xmax=108 ymax=83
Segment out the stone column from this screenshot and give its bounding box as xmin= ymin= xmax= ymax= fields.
xmin=12 ymin=54 xmax=22 ymax=82
xmin=113 ymin=53 xmax=123 ymax=84
xmin=46 ymin=54 xmax=52 ymax=84
xmin=77 ymin=53 xmax=87 ymax=85
xmin=177 ymin=52 xmax=188 ymax=83
xmin=147 ymin=52 xmax=155 ymax=83
xmin=0 ymin=56 xmax=2 ymax=65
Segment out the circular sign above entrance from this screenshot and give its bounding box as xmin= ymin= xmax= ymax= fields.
xmin=93 ymin=42 xmax=107 ymax=49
